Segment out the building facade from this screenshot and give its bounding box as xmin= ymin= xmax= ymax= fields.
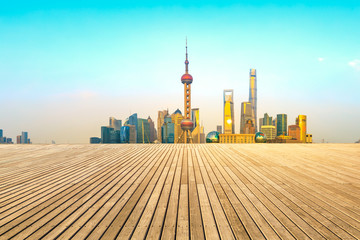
xmin=276 ymin=114 xmax=287 ymax=136
xmin=171 ymin=109 xmax=183 ymax=143
xmin=224 ymin=89 xmax=235 ymax=134
xmin=157 ymin=110 xmax=167 ymax=143
xmin=137 ymin=118 xmax=150 ymax=143
xmin=288 ymin=125 xmax=301 ymax=140
xmin=219 ymin=134 xmax=255 ymax=143
xmin=109 ymin=117 xmax=122 ymax=131
xmin=240 ymin=102 xmax=252 ymax=134
xmin=21 ymin=132 xmax=28 ymax=144
xmin=216 ymin=125 xmax=222 ymax=134
xmin=147 ymin=116 xmax=156 ymax=143
xmin=296 ymin=115 xmax=307 ymax=143
xmin=162 ymin=114 xmax=174 ymax=143
xmin=249 ymin=69 xmax=257 ymax=132
xmin=261 ymin=125 xmax=276 ymax=140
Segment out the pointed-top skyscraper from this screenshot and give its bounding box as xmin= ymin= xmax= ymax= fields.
xmin=249 ymin=69 xmax=257 ymax=132
xmin=179 ymin=38 xmax=194 ymax=143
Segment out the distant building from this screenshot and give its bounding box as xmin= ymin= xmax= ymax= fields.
xmin=109 ymin=117 xmax=122 ymax=131
xmin=191 ymin=108 xmax=205 ymax=143
xmin=219 ymin=134 xmax=255 ymax=143
xmin=0 ymin=129 xmax=2 ymax=138
xmin=120 ymin=126 xmax=130 ymax=143
xmin=137 ymin=118 xmax=150 ymax=143
xmin=21 ymin=132 xmax=28 ymax=144
xmin=171 ymin=109 xmax=183 ymax=143
xmin=90 ymin=137 xmax=101 ymax=144
xmin=121 ymin=125 xmax=136 ymax=143
xmin=276 ymin=114 xmax=287 ymax=136
xmin=306 ymin=134 xmax=313 ymax=143
xmin=288 ymin=125 xmax=301 ymax=140
xmin=17 ymin=135 xmax=21 ymax=144
xmin=191 ymin=108 xmax=199 ymax=129
xmin=249 ymin=69 xmax=257 ymax=132
xmin=157 ymin=110 xmax=168 ymax=143
xmin=216 ymin=125 xmax=222 ymax=134
xmin=147 ymin=116 xmax=156 ymax=143
xmin=263 ymin=113 xmax=273 ymax=126
xmin=224 ymin=89 xmax=235 ymax=134
xmin=162 ymin=114 xmax=174 ymax=143
xmin=101 ymin=126 xmax=120 ymax=144
xmin=244 ymin=119 xmax=255 ymax=134
xmin=259 ymin=118 xmax=263 ymax=133
xmin=128 ymin=113 xmax=138 ymax=143
xmin=240 ymin=102 xmax=252 ymax=134
xmin=261 ymin=125 xmax=276 ymax=140
xmin=296 ymin=115 xmax=307 ymax=143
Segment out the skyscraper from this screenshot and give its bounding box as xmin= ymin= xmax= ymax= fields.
xmin=296 ymin=115 xmax=307 ymax=143
xmin=224 ymin=89 xmax=234 ymax=134
xmin=137 ymin=118 xmax=150 ymax=143
xmin=0 ymin=129 xmax=2 ymax=138
xmin=101 ymin=126 xmax=113 ymax=143
xmin=147 ymin=116 xmax=156 ymax=143
xmin=180 ymin=39 xmax=194 ymax=143
xmin=240 ymin=101 xmax=252 ymax=134
xmin=191 ymin=108 xmax=199 ymax=129
xmin=21 ymin=132 xmax=28 ymax=144
xmin=263 ymin=113 xmax=272 ymax=126
xmin=191 ymin=108 xmax=203 ymax=143
xmin=276 ymin=114 xmax=287 ymax=136
xmin=162 ymin=114 xmax=175 ymax=143
xmin=216 ymin=125 xmax=222 ymax=134
xmin=249 ymin=69 xmax=257 ymax=132
xmin=171 ymin=109 xmax=183 ymax=144
xmin=157 ymin=110 xmax=167 ymax=143
xmin=109 ymin=117 xmax=122 ymax=131
xmin=128 ymin=113 xmax=138 ymax=143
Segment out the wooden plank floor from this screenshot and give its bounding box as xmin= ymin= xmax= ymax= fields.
xmin=0 ymin=144 xmax=359 ymax=239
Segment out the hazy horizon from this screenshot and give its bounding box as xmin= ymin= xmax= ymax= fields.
xmin=1 ymin=1 xmax=359 ymax=143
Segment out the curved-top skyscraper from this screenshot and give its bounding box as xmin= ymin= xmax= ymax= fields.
xmin=180 ymin=39 xmax=194 ymax=143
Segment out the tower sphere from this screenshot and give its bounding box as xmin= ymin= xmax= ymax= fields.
xmin=206 ymin=131 xmax=220 ymax=143
xmin=181 ymin=119 xmax=194 ymax=131
xmin=181 ymin=73 xmax=193 ymax=84
xmin=255 ymin=132 xmax=267 ymax=143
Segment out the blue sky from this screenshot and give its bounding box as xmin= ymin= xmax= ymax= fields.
xmin=0 ymin=1 xmax=359 ymax=143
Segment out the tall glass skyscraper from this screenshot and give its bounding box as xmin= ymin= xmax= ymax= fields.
xmin=162 ymin=114 xmax=175 ymax=143
xmin=137 ymin=118 xmax=150 ymax=143
xmin=109 ymin=117 xmax=122 ymax=131
xmin=128 ymin=113 xmax=138 ymax=143
xmin=223 ymin=89 xmax=234 ymax=134
xmin=276 ymin=114 xmax=287 ymax=136
xmin=249 ymin=69 xmax=257 ymax=132
xmin=120 ymin=126 xmax=130 ymax=143
xmin=21 ymin=132 xmax=28 ymax=144
xmin=191 ymin=108 xmax=199 ymax=129
xmin=296 ymin=115 xmax=307 ymax=143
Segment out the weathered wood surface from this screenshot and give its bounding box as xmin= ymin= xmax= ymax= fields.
xmin=0 ymin=144 xmax=359 ymax=239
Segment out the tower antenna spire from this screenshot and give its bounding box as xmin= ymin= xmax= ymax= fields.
xmin=185 ymin=37 xmax=189 ymax=74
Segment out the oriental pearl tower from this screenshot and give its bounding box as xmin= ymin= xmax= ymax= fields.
xmin=179 ymin=39 xmax=194 ymax=143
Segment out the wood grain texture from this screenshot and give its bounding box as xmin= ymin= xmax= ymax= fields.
xmin=0 ymin=144 xmax=359 ymax=239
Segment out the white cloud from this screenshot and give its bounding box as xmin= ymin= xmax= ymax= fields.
xmin=349 ymin=59 xmax=360 ymax=70
xmin=318 ymin=57 xmax=324 ymax=62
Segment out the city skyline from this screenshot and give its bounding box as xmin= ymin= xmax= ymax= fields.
xmin=1 ymin=1 xmax=359 ymax=143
